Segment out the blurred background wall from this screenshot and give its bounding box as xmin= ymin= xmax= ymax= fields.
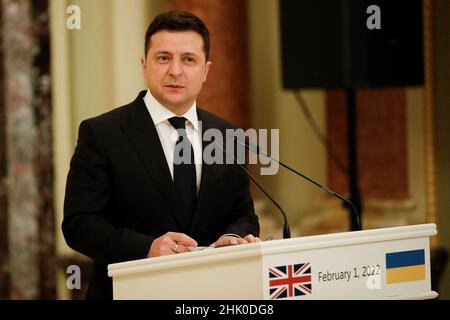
xmin=0 ymin=0 xmax=448 ymax=299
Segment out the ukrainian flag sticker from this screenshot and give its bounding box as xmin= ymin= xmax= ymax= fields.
xmin=386 ymin=249 xmax=426 ymax=284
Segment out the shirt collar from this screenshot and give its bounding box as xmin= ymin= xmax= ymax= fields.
xmin=143 ymin=89 xmax=199 ymax=131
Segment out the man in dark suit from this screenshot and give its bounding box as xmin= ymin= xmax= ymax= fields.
xmin=62 ymin=11 xmax=260 ymax=299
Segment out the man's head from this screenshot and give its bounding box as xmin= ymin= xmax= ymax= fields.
xmin=144 ymin=11 xmax=210 ymax=60
xmin=141 ymin=11 xmax=212 ymax=114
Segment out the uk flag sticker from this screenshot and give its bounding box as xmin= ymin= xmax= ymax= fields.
xmin=268 ymin=263 xmax=312 ymax=299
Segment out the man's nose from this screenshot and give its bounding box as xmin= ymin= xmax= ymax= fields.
xmin=168 ymin=58 xmax=183 ymax=77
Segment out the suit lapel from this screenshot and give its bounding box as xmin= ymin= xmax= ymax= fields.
xmin=121 ymin=92 xmax=182 ymax=230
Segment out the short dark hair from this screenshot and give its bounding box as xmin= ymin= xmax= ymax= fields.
xmin=144 ymin=11 xmax=210 ymax=61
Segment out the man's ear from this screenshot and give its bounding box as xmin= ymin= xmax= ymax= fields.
xmin=140 ymin=56 xmax=147 ymax=76
xmin=204 ymin=61 xmax=212 ymax=82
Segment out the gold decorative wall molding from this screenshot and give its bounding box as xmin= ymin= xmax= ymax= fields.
xmin=423 ymin=0 xmax=439 ymax=246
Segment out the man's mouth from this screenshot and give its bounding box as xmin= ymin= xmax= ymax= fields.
xmin=164 ymin=83 xmax=185 ymax=89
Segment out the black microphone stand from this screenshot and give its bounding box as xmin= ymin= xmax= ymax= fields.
xmin=232 ymin=134 xmax=362 ymax=231
xmin=346 ymin=88 xmax=363 ymax=231
xmin=214 ymin=140 xmax=291 ymax=239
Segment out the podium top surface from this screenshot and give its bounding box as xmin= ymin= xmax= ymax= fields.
xmin=108 ymin=223 xmax=437 ymax=278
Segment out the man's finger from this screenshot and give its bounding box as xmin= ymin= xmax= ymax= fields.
xmin=215 ymin=236 xmax=246 ymax=247
xmin=236 ymin=238 xmax=249 ymax=244
xmin=174 ymin=243 xmax=189 ymax=253
xmin=167 ymin=232 xmax=198 ymax=247
xmin=243 ymin=234 xmax=255 ymax=243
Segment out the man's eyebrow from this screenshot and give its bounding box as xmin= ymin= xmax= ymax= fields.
xmin=154 ymin=50 xmax=171 ymax=55
xmin=153 ymin=50 xmax=199 ymax=56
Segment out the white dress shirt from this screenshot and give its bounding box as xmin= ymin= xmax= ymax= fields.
xmin=143 ymin=90 xmax=202 ymax=192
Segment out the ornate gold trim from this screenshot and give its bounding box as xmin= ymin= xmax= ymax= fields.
xmin=423 ymin=0 xmax=439 ymax=246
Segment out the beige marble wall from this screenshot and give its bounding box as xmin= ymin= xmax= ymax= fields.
xmin=2 ymin=0 xmax=41 ymax=299
xmin=0 ymin=0 xmax=7 ymax=299
xmin=1 ymin=0 xmax=55 ymax=299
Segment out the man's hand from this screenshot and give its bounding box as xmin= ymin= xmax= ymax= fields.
xmin=148 ymin=232 xmax=198 ymax=257
xmin=211 ymin=234 xmax=261 ymax=247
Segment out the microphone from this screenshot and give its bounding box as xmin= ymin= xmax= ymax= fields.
xmin=229 ymin=133 xmax=362 ymax=231
xmin=211 ymin=138 xmax=291 ymax=239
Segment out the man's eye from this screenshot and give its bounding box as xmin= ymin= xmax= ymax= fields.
xmin=185 ymin=57 xmax=195 ymax=63
xmin=158 ymin=56 xmax=170 ymax=62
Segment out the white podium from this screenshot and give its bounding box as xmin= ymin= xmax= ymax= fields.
xmin=108 ymin=224 xmax=438 ymax=300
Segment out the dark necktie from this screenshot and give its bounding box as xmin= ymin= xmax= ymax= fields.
xmin=168 ymin=117 xmax=197 ymax=230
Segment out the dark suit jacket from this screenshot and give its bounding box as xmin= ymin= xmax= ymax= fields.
xmin=62 ymin=91 xmax=259 ymax=299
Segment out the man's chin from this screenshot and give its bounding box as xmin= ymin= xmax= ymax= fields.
xmin=160 ymin=97 xmax=192 ymax=112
